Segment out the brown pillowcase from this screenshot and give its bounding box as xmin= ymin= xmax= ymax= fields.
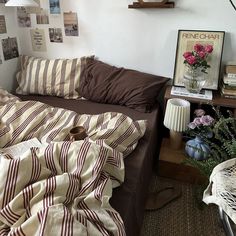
xmin=79 ymin=58 xmax=170 ymax=112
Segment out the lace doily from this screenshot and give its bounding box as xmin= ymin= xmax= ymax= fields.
xmin=203 ymin=158 xmax=236 ymax=223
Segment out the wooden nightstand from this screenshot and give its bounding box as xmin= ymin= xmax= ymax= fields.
xmin=158 ymin=138 xmax=207 ymax=184
xmin=157 ymin=86 xmax=226 ymax=184
xmin=158 ymin=138 xmax=206 ymax=183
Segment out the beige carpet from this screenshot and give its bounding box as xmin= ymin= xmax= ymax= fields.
xmin=140 ymin=173 xmax=226 ymax=236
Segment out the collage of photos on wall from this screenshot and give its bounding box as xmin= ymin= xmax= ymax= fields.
xmin=0 ymin=0 xmax=79 ymax=56
xmin=0 ymin=8 xmax=19 ymax=65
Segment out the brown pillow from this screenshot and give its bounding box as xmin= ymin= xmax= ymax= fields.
xmin=79 ymin=58 xmax=169 ymax=112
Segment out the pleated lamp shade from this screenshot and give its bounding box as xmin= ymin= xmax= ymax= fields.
xmin=5 ymin=0 xmax=38 ymax=7
xmin=164 ymin=98 xmax=190 ymax=132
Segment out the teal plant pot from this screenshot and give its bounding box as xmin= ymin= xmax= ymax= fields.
xmin=185 ymin=136 xmax=210 ymax=161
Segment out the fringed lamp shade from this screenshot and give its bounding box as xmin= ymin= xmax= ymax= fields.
xmin=164 ymin=98 xmax=190 ymax=149
xmin=5 ymin=0 xmax=39 ymax=7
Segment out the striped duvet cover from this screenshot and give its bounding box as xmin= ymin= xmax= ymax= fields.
xmin=0 ymin=97 xmax=146 ymax=236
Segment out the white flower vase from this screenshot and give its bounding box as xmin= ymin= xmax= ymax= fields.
xmin=183 ymin=67 xmax=206 ymax=94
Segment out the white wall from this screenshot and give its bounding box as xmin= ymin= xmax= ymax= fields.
xmin=2 ymin=0 xmax=236 ymax=91
xmin=0 ymin=6 xmax=20 ymax=91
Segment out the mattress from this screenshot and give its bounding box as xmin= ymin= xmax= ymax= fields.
xmin=18 ymin=95 xmax=160 ymax=236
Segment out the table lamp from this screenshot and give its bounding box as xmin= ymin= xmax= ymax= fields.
xmin=5 ymin=0 xmax=39 ymax=7
xmin=164 ymin=98 xmax=190 ymax=149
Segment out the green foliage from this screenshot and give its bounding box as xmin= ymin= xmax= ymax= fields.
xmin=184 ymin=157 xmax=219 ymax=179
xmin=185 ymin=108 xmax=236 ymax=178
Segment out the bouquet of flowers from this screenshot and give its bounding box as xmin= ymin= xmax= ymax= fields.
xmin=187 ymin=109 xmax=215 ymax=138
xmin=183 ymin=43 xmax=213 ymax=74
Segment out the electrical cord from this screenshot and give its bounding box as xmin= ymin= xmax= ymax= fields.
xmin=229 ymin=0 xmax=236 ymax=11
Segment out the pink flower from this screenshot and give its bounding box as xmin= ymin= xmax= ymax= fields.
xmin=182 ymin=43 xmax=213 ymax=73
xmin=194 ymin=43 xmax=204 ymax=52
xmin=186 ymin=55 xmax=197 ymax=65
xmin=188 ymin=122 xmax=197 ymax=129
xmin=194 ymin=109 xmax=205 ymax=117
xmin=193 ymin=117 xmax=202 ymax=126
xmin=205 ymin=45 xmax=213 ymax=53
xmin=183 ymin=52 xmax=192 ymax=59
xmin=200 ymin=115 xmax=214 ymax=126
xmin=198 ymin=51 xmax=206 ymax=59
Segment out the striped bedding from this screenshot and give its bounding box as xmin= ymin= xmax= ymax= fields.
xmin=0 ymin=97 xmax=146 ymax=235
xmin=16 ymin=55 xmax=91 ymax=99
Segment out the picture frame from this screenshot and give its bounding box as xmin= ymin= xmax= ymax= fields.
xmin=173 ymin=30 xmax=225 ymax=90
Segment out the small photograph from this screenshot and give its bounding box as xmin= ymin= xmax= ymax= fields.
xmin=2 ymin=37 xmax=19 ymax=61
xmin=17 ymin=7 xmax=31 ymax=27
xmin=25 ymin=0 xmax=41 ymax=14
xmin=0 ymin=0 xmax=7 ymax=3
xmin=64 ymin=12 xmax=79 ymax=36
xmin=0 ymin=15 xmax=7 ymax=34
xmin=36 ymin=9 xmax=49 ymax=24
xmin=49 ymin=0 xmax=61 ymax=14
xmin=49 ymin=28 xmax=63 ymax=43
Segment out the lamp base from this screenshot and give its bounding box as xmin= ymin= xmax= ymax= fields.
xmin=169 ymin=130 xmax=183 ymax=150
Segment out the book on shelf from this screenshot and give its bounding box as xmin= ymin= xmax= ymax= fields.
xmin=221 ymin=82 xmax=236 ymax=90
xmin=171 ymin=86 xmax=213 ymax=100
xmin=227 ymin=73 xmax=236 ymax=78
xmin=220 ymin=85 xmax=236 ymax=96
xmin=223 ymin=74 xmax=236 ymax=85
xmin=220 ymin=92 xmax=236 ymax=99
xmin=225 ymin=61 xmax=236 ymax=66
xmin=225 ymin=65 xmax=236 ymax=74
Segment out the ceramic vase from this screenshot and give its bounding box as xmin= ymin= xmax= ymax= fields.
xmin=185 ymin=136 xmax=210 ymax=161
xmin=183 ymin=67 xmax=206 ymax=94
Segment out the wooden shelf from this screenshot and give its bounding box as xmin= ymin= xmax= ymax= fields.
xmin=164 ymin=86 xmax=236 ymax=117
xmin=128 ymin=1 xmax=175 ymax=9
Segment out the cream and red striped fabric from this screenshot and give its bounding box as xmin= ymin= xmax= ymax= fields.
xmin=0 ymin=98 xmax=146 ymax=235
xmin=16 ymin=55 xmax=89 ymax=99
xmin=0 ymin=88 xmax=20 ymax=106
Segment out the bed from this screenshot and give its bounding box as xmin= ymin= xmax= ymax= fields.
xmin=18 ymin=95 xmax=160 ymax=236
xmin=0 ymin=56 xmax=168 ymax=235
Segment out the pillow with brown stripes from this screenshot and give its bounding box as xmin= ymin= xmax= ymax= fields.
xmin=16 ymin=55 xmax=92 ymax=99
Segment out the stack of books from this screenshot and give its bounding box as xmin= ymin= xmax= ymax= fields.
xmin=220 ymin=63 xmax=236 ymax=99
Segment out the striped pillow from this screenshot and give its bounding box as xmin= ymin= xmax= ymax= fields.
xmin=16 ymin=55 xmax=89 ymax=99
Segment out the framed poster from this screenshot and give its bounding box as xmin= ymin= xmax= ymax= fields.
xmin=173 ymin=30 xmax=225 ymax=90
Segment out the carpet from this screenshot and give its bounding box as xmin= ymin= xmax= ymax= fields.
xmin=140 ymin=173 xmax=226 ymax=236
